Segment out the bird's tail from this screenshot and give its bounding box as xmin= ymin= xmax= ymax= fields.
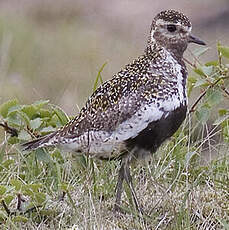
xmin=21 ymin=132 xmax=58 ymax=151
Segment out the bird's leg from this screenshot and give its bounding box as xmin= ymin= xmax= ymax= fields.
xmin=114 ymin=161 xmax=125 ymax=212
xmin=123 ymin=162 xmax=142 ymax=214
xmin=114 ymin=158 xmax=143 ymax=214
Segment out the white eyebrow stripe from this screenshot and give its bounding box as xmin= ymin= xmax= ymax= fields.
xmin=155 ymin=19 xmax=192 ymax=32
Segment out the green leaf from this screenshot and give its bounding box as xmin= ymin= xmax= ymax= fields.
xmin=35 ymin=148 xmax=52 ymax=163
xmin=196 ymin=106 xmax=210 ymax=123
xmin=188 ymin=76 xmax=197 ymax=83
xmin=0 ymin=99 xmax=19 ymax=118
xmin=194 ymin=79 xmax=208 ymax=88
xmin=39 ymin=109 xmax=52 ymax=118
xmin=93 ymin=62 xmax=107 ymax=92
xmin=30 ymin=117 xmax=42 ymax=130
xmin=201 ymin=65 xmax=213 ymax=76
xmin=10 ymin=179 xmax=23 ymax=191
xmin=12 ymin=215 xmax=28 ymax=223
xmin=0 ymin=185 xmax=6 ymax=195
xmin=218 ymin=45 xmax=229 ymax=59
xmin=34 ymin=192 xmax=46 ymax=204
xmin=51 ymin=104 xmax=69 ymax=126
xmin=207 ymin=89 xmax=222 ymax=106
xmin=218 ymin=109 xmax=228 ymax=116
xmin=21 ymin=105 xmax=37 ymax=119
xmin=40 ymin=126 xmax=56 ymax=133
xmin=17 ymin=110 xmax=31 ymax=126
xmin=4 ymin=195 xmax=14 ymax=205
xmin=205 ymin=60 xmax=218 ymax=66
xmin=7 ymin=105 xmax=23 ymax=115
xmin=193 ymin=68 xmax=204 ymax=76
xmin=23 ymin=184 xmax=42 ymax=195
xmin=33 ymin=100 xmax=49 ymax=108
xmin=193 ymin=46 xmax=209 ymax=57
xmin=7 ymin=136 xmax=20 ymax=145
xmin=60 ymin=183 xmax=73 ymax=192
xmin=0 ymin=159 xmax=14 ymax=170
xmin=18 ymin=130 xmax=31 ymax=141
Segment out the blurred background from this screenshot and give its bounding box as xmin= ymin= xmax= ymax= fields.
xmin=0 ymin=0 xmax=229 ymax=114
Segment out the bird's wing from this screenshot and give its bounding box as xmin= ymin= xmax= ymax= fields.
xmin=59 ymin=70 xmax=165 ymax=143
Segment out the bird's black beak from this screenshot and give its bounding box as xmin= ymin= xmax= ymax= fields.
xmin=188 ymin=34 xmax=206 ymax=45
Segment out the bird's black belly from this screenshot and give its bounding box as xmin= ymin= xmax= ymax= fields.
xmin=125 ymin=105 xmax=187 ymax=153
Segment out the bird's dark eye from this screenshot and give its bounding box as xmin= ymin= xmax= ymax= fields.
xmin=167 ymin=24 xmax=177 ymax=32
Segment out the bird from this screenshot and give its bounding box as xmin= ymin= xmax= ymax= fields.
xmin=22 ymin=10 xmax=205 ymax=213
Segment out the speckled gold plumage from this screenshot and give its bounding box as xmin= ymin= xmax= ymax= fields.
xmin=22 ymin=10 xmax=205 ymax=213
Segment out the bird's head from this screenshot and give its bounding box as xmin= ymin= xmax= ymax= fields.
xmin=149 ymin=10 xmax=206 ymax=58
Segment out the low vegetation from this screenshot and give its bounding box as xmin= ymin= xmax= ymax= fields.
xmin=0 ymin=38 xmax=229 ymax=229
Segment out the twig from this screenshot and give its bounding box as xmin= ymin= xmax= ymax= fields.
xmin=189 ymin=77 xmax=225 ymax=113
xmin=16 ymin=194 xmax=25 ymax=211
xmin=1 ymin=200 xmax=11 ymax=216
xmin=183 ymin=57 xmax=196 ymax=69
xmin=26 ymin=126 xmax=41 ymax=138
xmin=60 ymin=191 xmax=66 ymax=201
xmin=221 ymin=85 xmax=229 ymax=98
xmin=24 ymin=205 xmax=42 ymax=214
xmin=0 ymin=122 xmax=18 ymax=137
xmin=187 ymin=48 xmax=204 ymax=66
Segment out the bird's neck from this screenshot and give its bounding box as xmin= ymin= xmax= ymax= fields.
xmin=145 ymin=42 xmax=185 ymax=61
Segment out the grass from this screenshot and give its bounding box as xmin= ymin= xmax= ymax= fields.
xmin=0 ymin=98 xmax=228 ymax=229
xmin=0 ymin=4 xmax=229 ymax=229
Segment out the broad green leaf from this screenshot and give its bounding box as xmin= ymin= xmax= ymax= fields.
xmin=18 ymin=130 xmax=31 ymax=141
xmin=40 ymin=126 xmax=56 ymax=133
xmin=51 ymin=104 xmax=69 ymax=125
xmin=188 ymin=76 xmax=197 ymax=83
xmin=23 ymin=184 xmax=42 ymax=195
xmin=5 ymin=114 xmax=23 ymax=127
xmin=201 ymin=65 xmax=213 ymax=76
xmin=30 ymin=117 xmax=42 ymax=130
xmin=4 ymin=195 xmax=14 ymax=205
xmin=196 ymin=106 xmax=210 ymax=123
xmin=33 ymin=100 xmax=49 ymax=108
xmin=194 ymin=68 xmax=204 ymax=76
xmin=60 ymin=183 xmax=73 ymax=192
xmin=12 ymin=215 xmax=28 ymax=223
xmin=29 ymin=184 xmax=42 ymax=192
xmin=205 ymin=60 xmax=218 ymax=66
xmin=7 ymin=105 xmax=23 ymax=115
xmin=1 ymin=159 xmax=14 ymax=170
xmin=207 ymin=89 xmax=222 ymax=106
xmin=192 ymin=46 xmax=209 ymax=57
xmin=194 ymin=79 xmax=208 ymax=88
xmin=0 ymin=185 xmax=6 ymax=195
xmin=49 ymin=114 xmax=61 ymax=127
xmin=10 ymin=179 xmax=23 ymax=191
xmin=34 ymin=192 xmax=46 ymax=204
xmin=213 ymin=114 xmax=229 ymax=126
xmin=21 ymin=105 xmax=37 ymax=119
xmin=218 ymin=109 xmax=228 ymax=116
xmin=39 ymin=109 xmax=52 ymax=118
xmin=218 ymin=45 xmax=229 ymax=59
xmin=7 ymin=136 xmax=19 ymax=145
xmin=35 ymin=148 xmax=52 ymax=163
xmin=17 ymin=110 xmax=31 ymax=126
xmin=23 ymin=187 xmax=33 ymax=196
xmin=0 ymin=99 xmax=19 ymax=118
